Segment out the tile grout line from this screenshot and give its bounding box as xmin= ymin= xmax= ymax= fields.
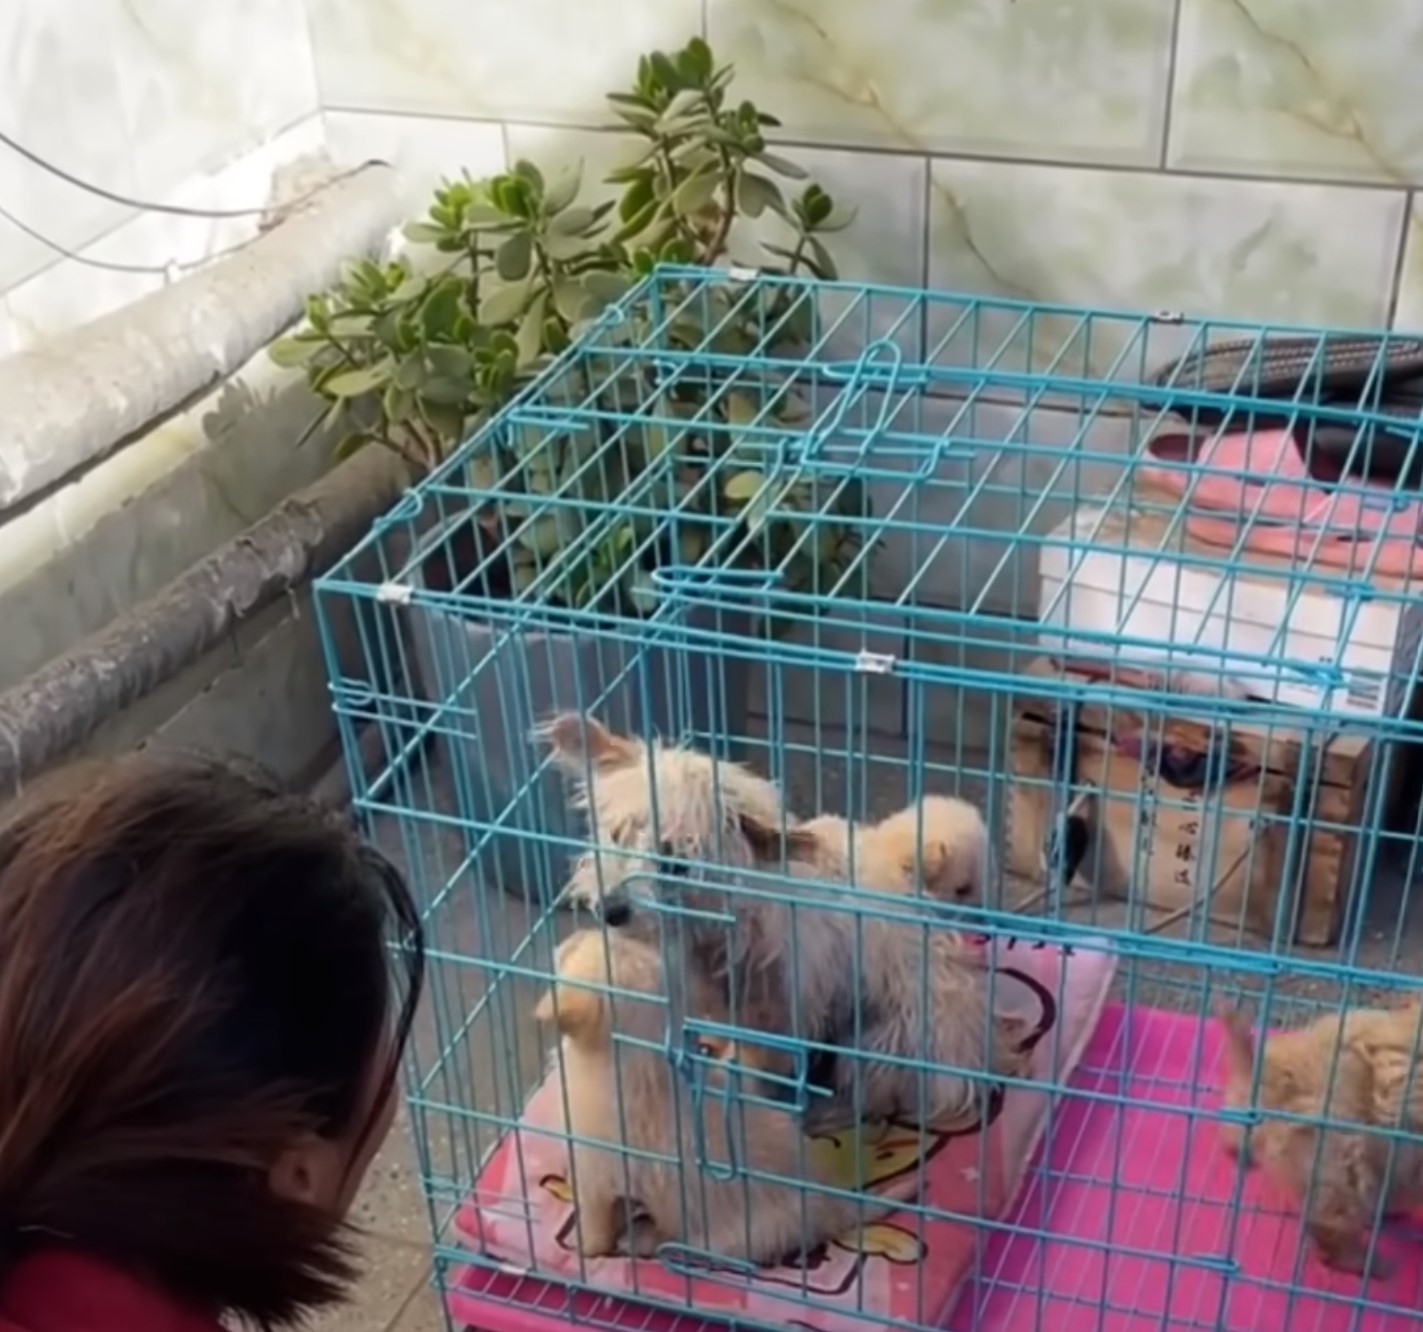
xmin=1383 ymin=191 xmax=1415 ymax=330
xmin=321 ymin=102 xmax=1419 ymax=197
xmin=1156 ymin=0 xmax=1187 ymax=172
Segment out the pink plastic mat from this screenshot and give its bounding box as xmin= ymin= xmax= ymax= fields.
xmin=445 ymin=1003 xmax=1423 ymax=1332
xmin=950 ymin=1004 xmax=1423 ymax=1332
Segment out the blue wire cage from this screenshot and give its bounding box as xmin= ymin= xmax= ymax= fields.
xmin=315 ymin=266 xmax=1423 ymax=1332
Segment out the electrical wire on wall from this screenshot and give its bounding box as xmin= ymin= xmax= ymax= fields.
xmin=0 ymin=127 xmax=380 ymax=278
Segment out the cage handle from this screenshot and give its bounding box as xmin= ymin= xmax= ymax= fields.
xmin=789 ymin=336 xmax=909 ymax=469
xmin=818 ymin=345 xmax=977 ymax=476
xmin=649 ymin=563 xmax=783 ymax=596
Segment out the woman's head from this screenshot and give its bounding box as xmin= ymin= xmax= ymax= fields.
xmin=0 ymin=751 xmax=424 ymax=1327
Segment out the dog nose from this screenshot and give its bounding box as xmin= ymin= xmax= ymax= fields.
xmin=600 ymin=896 xmax=633 ymax=927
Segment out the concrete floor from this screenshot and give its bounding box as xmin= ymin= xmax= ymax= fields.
xmin=327 ymin=726 xmax=1423 ymax=1331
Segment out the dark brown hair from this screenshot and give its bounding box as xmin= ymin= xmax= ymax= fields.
xmin=0 ymin=750 xmax=424 ymax=1327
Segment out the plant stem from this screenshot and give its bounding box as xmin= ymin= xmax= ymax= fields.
xmin=532 ymin=233 xmax=569 ymax=337
xmin=372 ymin=429 xmax=427 ymax=477
xmin=654 ymin=139 xmax=702 ymax=250
xmin=764 ymin=231 xmax=810 ymax=328
xmin=404 ymin=419 xmax=444 ymax=475
xmin=703 ymin=150 xmax=738 ymax=265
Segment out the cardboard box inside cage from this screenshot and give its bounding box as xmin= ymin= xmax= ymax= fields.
xmin=1006 ymin=659 xmax=1372 ymax=946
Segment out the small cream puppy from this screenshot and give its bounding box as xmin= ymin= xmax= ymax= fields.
xmin=536 ymin=928 xmax=915 ymax=1264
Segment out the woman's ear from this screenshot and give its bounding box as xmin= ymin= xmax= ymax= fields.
xmin=268 ymin=1134 xmax=347 ymax=1210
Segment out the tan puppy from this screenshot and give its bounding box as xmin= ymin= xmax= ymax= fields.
xmin=1218 ymin=1000 xmax=1423 ymax=1276
xmin=799 ymin=795 xmax=990 ymax=903
xmin=543 ymin=712 xmax=1022 ymax=1134
xmin=535 ymin=929 xmax=915 ymax=1263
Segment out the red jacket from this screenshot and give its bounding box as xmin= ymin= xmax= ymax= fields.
xmin=0 ymin=1251 xmax=222 ymax=1332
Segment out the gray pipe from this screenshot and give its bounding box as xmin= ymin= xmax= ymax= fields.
xmin=0 ymin=163 xmax=404 ymax=514
xmin=0 ymin=444 xmax=406 ymax=798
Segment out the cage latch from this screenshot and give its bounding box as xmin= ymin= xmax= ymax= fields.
xmin=673 ymin=1017 xmax=820 ymax=1180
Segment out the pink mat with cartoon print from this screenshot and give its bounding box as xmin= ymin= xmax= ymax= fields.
xmin=446 ymin=984 xmax=1423 ymax=1332
xmin=446 ymin=936 xmax=1117 ymax=1332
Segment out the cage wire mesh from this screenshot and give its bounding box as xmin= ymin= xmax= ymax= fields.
xmin=314 ymin=266 xmax=1423 ymax=1332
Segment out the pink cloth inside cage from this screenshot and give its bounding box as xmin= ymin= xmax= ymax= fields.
xmin=446 ymin=936 xmax=1117 ymax=1332
xmin=949 ymin=1005 xmax=1423 ymax=1332
xmin=447 ymin=997 xmax=1423 ymax=1332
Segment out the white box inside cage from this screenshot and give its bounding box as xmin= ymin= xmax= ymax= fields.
xmin=1036 ymin=506 xmax=1423 ymax=720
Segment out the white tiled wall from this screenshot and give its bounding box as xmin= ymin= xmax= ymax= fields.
xmin=6 ymin=2 xmax=1422 ymax=346
xmin=0 ymin=0 xmax=323 ymax=350
xmin=321 ymin=0 xmax=1420 ymax=336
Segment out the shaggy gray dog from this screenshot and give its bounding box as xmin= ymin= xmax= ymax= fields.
xmin=542 ymin=712 xmax=1024 ymax=1133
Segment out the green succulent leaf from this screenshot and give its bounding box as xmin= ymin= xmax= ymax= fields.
xmin=515 ymin=290 xmax=549 ymax=369
xmin=511 ymin=159 xmax=545 ymax=195
xmin=495 ymin=230 xmax=534 ymax=282
xmin=756 ymin=151 xmax=810 ymax=180
xmin=611 ymin=198 xmax=660 ymax=245
xmin=268 ymin=335 xmax=322 ymax=368
xmin=549 ymin=204 xmax=603 ymax=238
xmin=648 ymin=51 xmax=682 ymax=91
xmin=420 ymin=375 xmax=473 ymax=406
xmin=607 ymin=103 xmax=659 ymax=131
xmin=324 ymin=361 xmax=393 ymax=398
xmin=543 ymin=162 xmax=583 ymax=215
xmin=419 ymin=398 xmax=466 ymax=443
xmin=734 ymin=172 xmax=785 ymax=220
xmin=382 ymin=383 xmax=415 ymax=423
xmin=402 ymin=221 xmax=446 ymax=245
xmin=671 ymin=167 xmax=721 ymax=216
xmin=477 ymin=281 xmax=531 ymax=326
xmin=420 ymin=278 xmax=466 ymax=339
xmin=552 ymin=279 xmax=599 ymax=323
xmin=580 ymin=269 xmax=634 ymax=305
xmin=814 ymin=205 xmax=859 ymax=235
xmin=804 ymin=237 xmax=839 ymax=282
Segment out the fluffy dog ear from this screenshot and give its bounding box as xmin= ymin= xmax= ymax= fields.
xmin=901 ymin=840 xmax=950 ymax=889
xmin=737 ymin=811 xmax=821 ymax=862
xmin=540 ymin=712 xmax=640 ymax=776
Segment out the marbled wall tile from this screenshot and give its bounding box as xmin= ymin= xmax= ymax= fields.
xmin=0 ymin=301 xmax=16 ymax=362
xmin=1170 ymin=0 xmax=1423 ymax=186
xmin=0 ymin=0 xmax=140 ymax=289
xmin=926 ymin=158 xmax=1407 ymax=378
xmin=708 ymin=0 xmax=1177 ymax=167
xmin=111 ymin=0 xmax=319 ymax=195
xmin=324 ymin=111 xmax=506 ymax=212
xmin=308 ymin=0 xmax=702 ymax=124
xmin=1392 ymin=200 xmax=1423 ymax=333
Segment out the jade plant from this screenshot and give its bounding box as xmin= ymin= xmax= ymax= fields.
xmin=271 ymin=37 xmax=872 ymax=618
